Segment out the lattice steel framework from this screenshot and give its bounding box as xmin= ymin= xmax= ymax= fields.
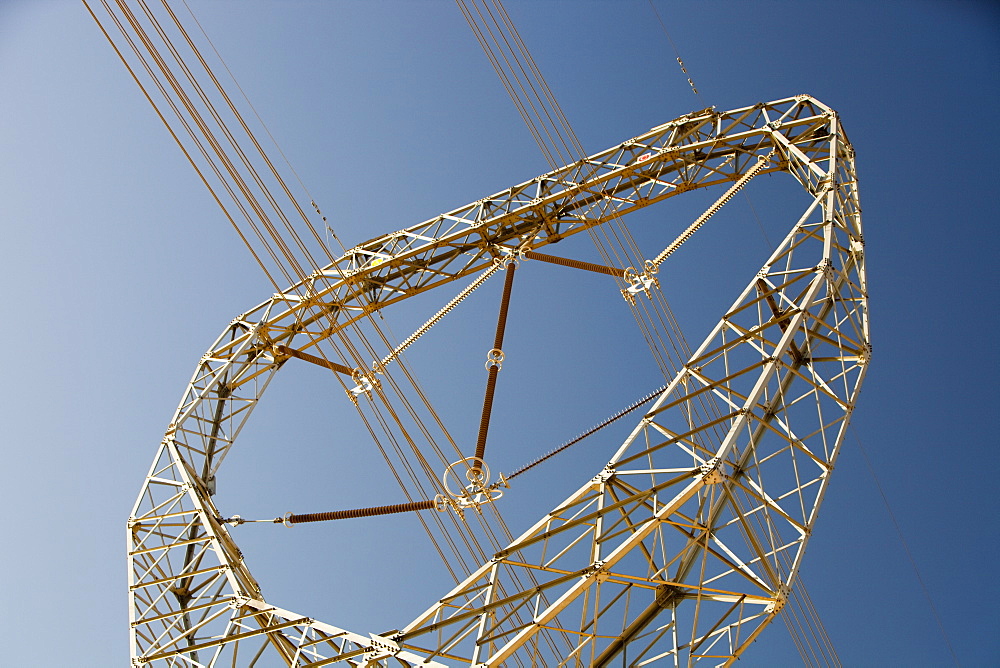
xmin=128 ymin=95 xmax=868 ymax=666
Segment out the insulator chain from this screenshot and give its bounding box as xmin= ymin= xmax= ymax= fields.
xmin=372 ymin=256 xmax=506 ymax=375
xmin=217 ymin=499 xmax=449 ymax=527
xmin=218 ymin=384 xmax=666 ymax=526
xmin=346 ymin=254 xmax=509 ymax=399
xmin=523 ymin=250 xmax=626 ymax=278
xmin=280 ymin=497 xmax=447 ymax=526
xmin=487 ymin=383 xmax=665 ymax=487
xmin=676 ymin=57 xmax=699 ymax=96
xmin=623 ymin=151 xmax=775 ymax=302
xmin=651 ymin=151 xmax=774 ymax=270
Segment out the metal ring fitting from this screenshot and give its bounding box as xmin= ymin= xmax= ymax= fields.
xmin=485 ymin=348 xmax=505 ymax=370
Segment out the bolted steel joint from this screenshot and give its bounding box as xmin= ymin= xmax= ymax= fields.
xmin=699 ymin=457 xmax=725 ymax=484
xmin=367 ymin=633 xmax=400 ymax=654
xmin=655 ymin=583 xmax=685 ymax=609
xmin=592 ymin=466 xmax=616 ymax=484
xmin=816 ymin=258 xmax=835 ymax=282
xmin=583 ymin=559 xmax=607 ymax=578
xmin=766 ymin=584 xmax=791 ymax=614
xmin=229 ymin=595 xmax=251 ymax=610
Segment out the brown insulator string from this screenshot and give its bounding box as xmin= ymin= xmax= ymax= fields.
xmin=523 ymin=251 xmax=626 ymax=279
xmin=649 ymin=151 xmax=775 ymax=271
xmin=284 ymin=499 xmax=437 ymax=525
xmin=474 ymin=366 xmax=500 ymax=463
xmin=236 ymin=385 xmax=665 ymax=528
xmin=473 ymin=261 xmax=517 ymax=469
xmin=504 ymin=384 xmax=666 ymax=480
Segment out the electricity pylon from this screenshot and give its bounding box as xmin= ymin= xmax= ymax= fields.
xmin=128 ymin=96 xmax=867 ymax=666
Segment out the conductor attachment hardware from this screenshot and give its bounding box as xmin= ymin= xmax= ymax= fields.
xmin=442 ymin=457 xmax=507 ymax=510
xmin=622 ymin=261 xmax=661 ymax=303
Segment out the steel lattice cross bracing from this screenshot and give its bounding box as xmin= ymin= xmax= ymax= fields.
xmin=128 ymin=96 xmax=868 ymax=666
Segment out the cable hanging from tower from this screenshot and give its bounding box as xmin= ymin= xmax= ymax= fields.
xmin=85 ymin=0 xmax=532 ymax=595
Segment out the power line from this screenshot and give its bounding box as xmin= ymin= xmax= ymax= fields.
xmin=853 ymin=428 xmax=960 ymax=667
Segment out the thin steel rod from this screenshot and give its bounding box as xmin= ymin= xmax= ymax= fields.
xmin=377 ymin=261 xmax=503 ymax=373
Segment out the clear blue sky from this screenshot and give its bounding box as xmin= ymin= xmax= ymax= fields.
xmin=1 ymin=1 xmax=997 ymax=665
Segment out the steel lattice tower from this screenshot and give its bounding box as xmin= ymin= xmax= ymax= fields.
xmin=128 ymin=96 xmax=867 ymax=666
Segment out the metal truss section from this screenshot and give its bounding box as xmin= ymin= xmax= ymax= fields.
xmin=396 ymin=144 xmax=867 ymax=665
xmin=128 ymin=96 xmax=867 ymax=665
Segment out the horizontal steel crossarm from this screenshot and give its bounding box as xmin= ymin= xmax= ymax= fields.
xmin=158 ymin=97 xmax=837 ymax=480
xmin=196 ymin=96 xmax=833 ymax=370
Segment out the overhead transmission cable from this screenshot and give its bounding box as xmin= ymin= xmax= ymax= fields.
xmin=456 ymin=0 xmax=739 ymax=585
xmin=646 ymin=0 xmax=705 ymax=106
xmin=641 ymin=3 xmax=848 ymax=663
xmin=177 ymin=0 xmax=346 ymax=255
xmin=88 ymin=0 xmax=515 ymax=589
xmin=497 ymin=0 xmax=735 ymax=494
xmin=454 ymin=2 xmax=744 ymax=655
xmin=455 ymin=1 xmax=723 ymax=434
xmin=85 ymin=0 xmax=289 ymax=291
xmin=853 ymin=429 xmax=960 ymax=667
xmin=88 ymin=0 xmax=486 ymax=611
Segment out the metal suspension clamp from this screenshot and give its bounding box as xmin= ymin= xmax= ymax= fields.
xmin=490 ymin=245 xmax=518 ymax=271
xmin=347 ymin=368 xmax=378 ymax=401
xmin=442 ymin=457 xmax=505 ymax=509
xmin=621 ymin=265 xmax=659 ymax=303
xmin=485 ymin=348 xmax=504 ymax=371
